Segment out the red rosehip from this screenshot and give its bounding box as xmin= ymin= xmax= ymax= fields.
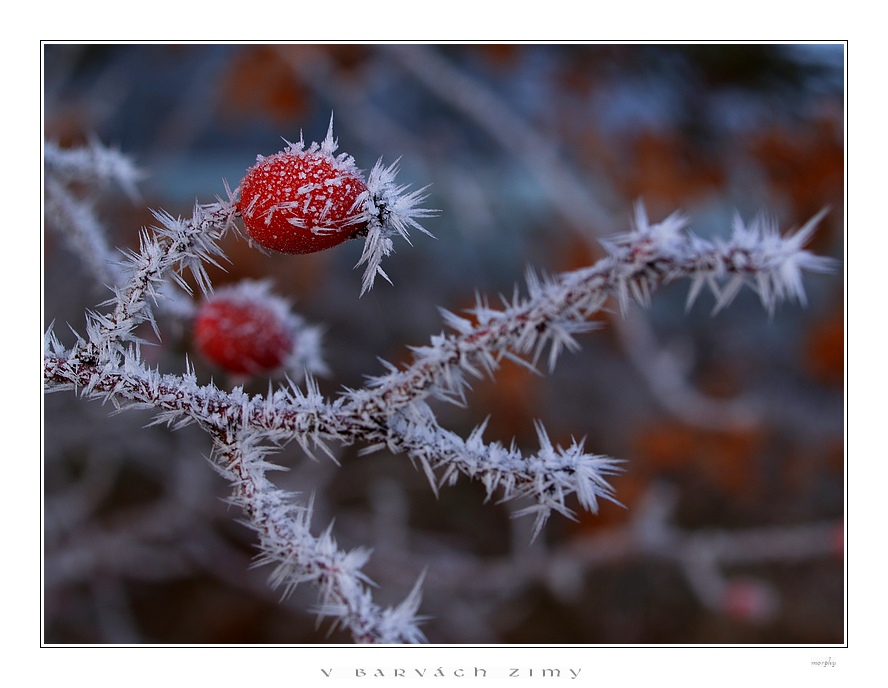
xmin=194 ymin=290 xmax=295 ymax=375
xmin=720 ymin=579 xmax=778 ymax=624
xmin=237 ymin=145 xmax=368 ymax=255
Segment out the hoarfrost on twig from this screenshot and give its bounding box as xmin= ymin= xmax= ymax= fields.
xmin=44 ymin=138 xmax=834 ymax=643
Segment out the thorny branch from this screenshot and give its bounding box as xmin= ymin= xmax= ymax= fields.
xmin=43 ymin=141 xmax=834 ymax=643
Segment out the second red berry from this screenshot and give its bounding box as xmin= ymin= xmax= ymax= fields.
xmin=194 ymin=292 xmax=295 ymax=375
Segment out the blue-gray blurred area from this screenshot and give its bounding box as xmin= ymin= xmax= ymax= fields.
xmin=43 ymin=44 xmax=845 ymax=644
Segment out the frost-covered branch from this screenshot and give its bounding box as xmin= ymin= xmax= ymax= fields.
xmin=44 ymin=340 xmax=426 ymax=642
xmin=76 ymin=200 xmax=236 ymax=362
xmin=44 ymin=140 xmax=143 ymax=287
xmin=45 ymin=198 xmax=832 ymax=543
xmin=44 ymin=136 xmax=834 ymax=642
xmin=44 ymin=139 xmax=143 ymax=199
xmin=343 ymin=204 xmax=833 ymax=422
xmin=211 ymin=432 xmax=426 ymax=643
xmin=44 ymin=175 xmax=127 ymax=287
xmin=44 ymin=140 xmax=232 ymax=323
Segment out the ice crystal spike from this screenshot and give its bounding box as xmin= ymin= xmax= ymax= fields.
xmin=357 ymin=157 xmax=437 ymax=294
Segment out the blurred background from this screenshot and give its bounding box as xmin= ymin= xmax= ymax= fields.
xmin=43 ymin=43 xmax=845 ymax=644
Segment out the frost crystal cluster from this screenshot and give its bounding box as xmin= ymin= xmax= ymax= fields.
xmin=43 ymin=135 xmax=832 ymax=644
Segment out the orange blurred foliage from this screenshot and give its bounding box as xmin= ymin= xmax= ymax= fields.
xmin=221 ymin=46 xmax=308 ymax=124
xmin=617 ymin=131 xmax=727 ymax=209
xmin=749 ymin=116 xmax=844 ymax=230
xmin=635 ymin=421 xmax=767 ymax=499
xmin=805 ymin=301 xmax=845 ymax=387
